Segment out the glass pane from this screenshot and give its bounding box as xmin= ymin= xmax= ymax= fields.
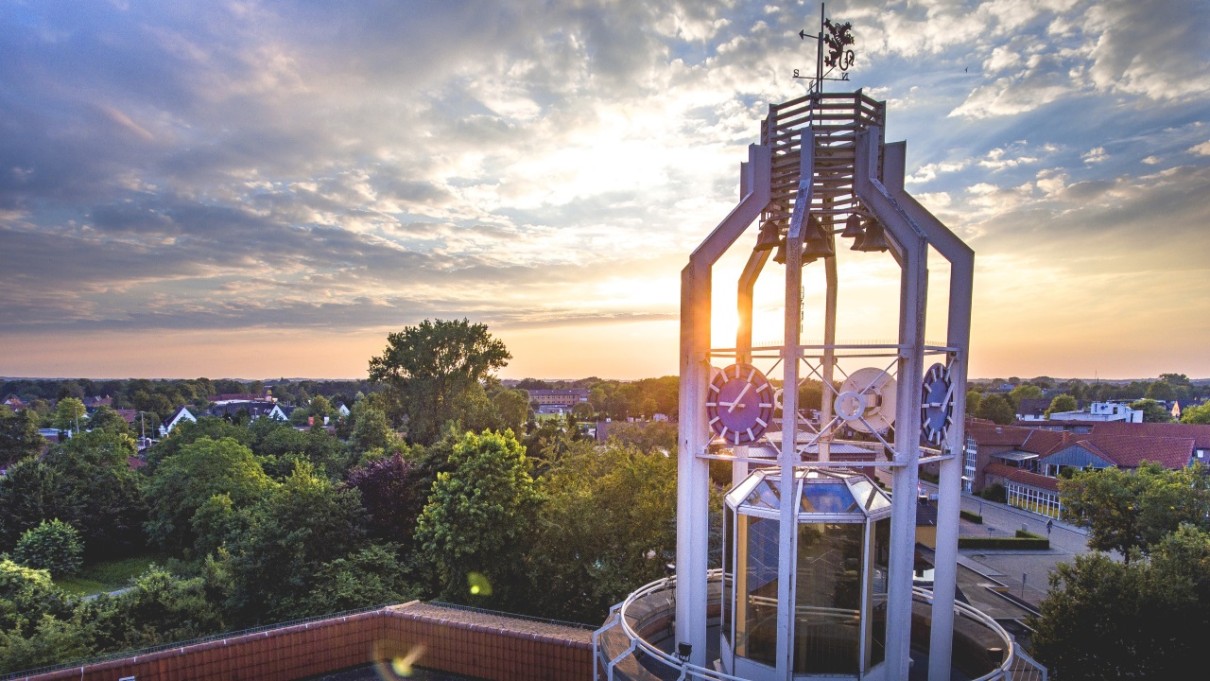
xmin=722 ymin=507 xmax=733 ymax=645
xmin=745 ymin=478 xmax=781 ymax=510
xmin=846 ymin=477 xmax=876 ymax=512
xmin=800 ymin=482 xmax=858 ymax=514
xmin=794 ymin=522 xmax=864 ymax=674
xmin=734 ymin=515 xmax=778 ymax=666
xmin=869 ymin=517 xmax=890 ymax=667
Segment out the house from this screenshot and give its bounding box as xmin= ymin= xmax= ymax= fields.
xmin=1047 ymin=400 xmax=1142 ymax=423
xmin=208 ymin=400 xmax=288 ymax=421
xmin=336 ymin=403 xmax=351 ymax=418
xmin=528 ymin=389 xmax=590 ymax=415
xmin=967 ymin=417 xmax=1201 ymax=519
xmin=1090 ymin=421 xmax=1210 ymax=465
xmin=3 ymin=395 xmax=26 ymax=411
xmin=159 ymin=406 xmax=197 ymax=437
xmin=1015 ymin=397 xmax=1050 ymax=421
xmin=82 ymin=395 xmax=113 ymax=411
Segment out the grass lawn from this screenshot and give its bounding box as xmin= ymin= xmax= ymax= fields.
xmin=56 ymin=554 xmax=163 ymax=596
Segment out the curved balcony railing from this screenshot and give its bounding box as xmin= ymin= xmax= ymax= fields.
xmin=594 ymin=571 xmax=1046 ymax=681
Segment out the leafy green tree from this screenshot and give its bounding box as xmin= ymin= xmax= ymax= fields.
xmin=975 ymin=393 xmax=1015 ymax=424
xmin=144 ymin=416 xmax=251 ymax=471
xmin=491 ymin=388 xmax=531 ymax=435
xmin=1008 ymin=384 xmax=1043 ymax=408
xmin=52 ymin=397 xmax=86 ymax=435
xmin=1059 ymin=462 xmax=1210 ymax=559
xmin=13 ymin=520 xmax=83 ymax=578
xmin=1129 ymin=398 xmax=1172 ymax=423
xmin=309 ymin=395 xmax=333 ymax=420
xmin=297 ymin=544 xmax=418 ymax=616
xmin=0 ymin=558 xmax=85 ymax=673
xmin=1044 ymin=394 xmax=1078 ymax=418
xmin=0 ymin=430 xmax=147 ymax=560
xmin=1144 ymin=380 xmax=1177 ymax=402
xmin=222 ymin=462 xmax=368 ymax=624
xmin=415 ymin=430 xmax=541 ymax=607
xmin=1032 ymin=525 xmax=1210 ymax=680
xmin=525 ymin=440 xmax=677 ymax=622
xmin=1181 ymin=402 xmax=1210 ymax=425
xmin=349 ymin=400 xmax=401 ymax=455
xmin=965 ymin=389 xmax=983 ymax=416
xmin=86 ymin=405 xmax=131 ymax=435
xmin=83 ymin=566 xmax=225 ymax=653
xmin=0 ymin=407 xmax=43 ymax=467
xmin=369 ymin=319 xmax=511 ymax=445
xmin=144 ymin=437 xmax=276 ymax=554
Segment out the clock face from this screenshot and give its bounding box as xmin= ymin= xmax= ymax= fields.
xmin=921 ymin=362 xmax=954 ymax=445
xmin=706 ymin=363 xmax=776 ymax=445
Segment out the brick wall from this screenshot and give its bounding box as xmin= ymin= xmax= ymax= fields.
xmin=16 ymin=602 xmax=592 ymax=681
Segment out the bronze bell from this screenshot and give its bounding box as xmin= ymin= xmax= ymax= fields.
xmin=852 ymin=217 xmax=890 ymax=252
xmin=803 ymin=214 xmax=834 ymax=259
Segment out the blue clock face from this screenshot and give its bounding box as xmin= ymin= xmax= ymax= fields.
xmin=921 ymin=362 xmax=954 ymax=446
xmin=706 ymin=363 xmax=776 ymax=445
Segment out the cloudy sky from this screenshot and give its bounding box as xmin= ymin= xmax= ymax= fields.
xmin=1 ymin=0 xmax=1207 ymax=381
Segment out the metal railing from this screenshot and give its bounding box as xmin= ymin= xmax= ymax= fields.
xmin=595 ymin=572 xmax=1048 ymax=681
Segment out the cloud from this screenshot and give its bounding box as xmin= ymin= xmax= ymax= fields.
xmin=1 ymin=0 xmax=1208 ymax=379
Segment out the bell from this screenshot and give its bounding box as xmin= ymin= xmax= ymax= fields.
xmin=841 ymin=212 xmax=864 ymax=239
xmin=754 ymin=223 xmax=780 ymax=251
xmin=772 ymin=239 xmax=787 ymax=264
xmin=803 ymin=214 xmax=834 ymax=259
xmin=853 ymin=217 xmax=890 ymax=252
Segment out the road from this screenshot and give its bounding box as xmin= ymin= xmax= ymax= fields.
xmin=919 ymin=481 xmax=1095 ymax=609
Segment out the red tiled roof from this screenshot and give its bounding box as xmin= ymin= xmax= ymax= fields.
xmin=984 ymin=462 xmax=1059 ymax=492
xmin=1091 ymin=421 xmax=1210 ymax=450
xmin=1068 ymin=434 xmax=1194 ymax=469
xmin=966 ymin=421 xmax=1070 ymax=455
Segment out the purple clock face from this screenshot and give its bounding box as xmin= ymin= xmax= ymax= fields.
xmin=706 ymin=363 xmax=775 ymax=445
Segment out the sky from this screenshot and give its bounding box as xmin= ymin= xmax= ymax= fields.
xmin=1 ymin=0 xmax=1208 ymax=382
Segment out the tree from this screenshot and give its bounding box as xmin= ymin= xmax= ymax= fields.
xmin=13 ymin=520 xmax=84 ymax=579
xmin=346 ymin=453 xmax=427 ymax=547
xmin=348 ymin=401 xmax=402 ymax=457
xmin=1044 ymin=394 xmax=1077 ymax=418
xmin=0 ymin=558 xmax=83 ymax=673
xmin=0 ymin=431 xmax=148 ymax=560
xmin=0 ymin=407 xmax=43 ymax=467
xmin=525 ymin=440 xmax=677 ymax=622
xmin=1129 ymin=398 xmax=1172 ymax=423
xmin=975 ymin=393 xmax=1015 ymax=424
xmin=1144 ymin=380 xmax=1177 ymax=402
xmin=1032 ymin=525 xmax=1210 ymax=680
xmin=491 ymin=388 xmax=530 ymax=435
xmin=52 ymin=398 xmax=85 ymax=435
xmin=965 ymin=389 xmax=983 ymax=416
xmin=1059 ymin=462 xmax=1210 ymax=559
xmin=85 ymin=405 xmax=131 ymax=436
xmin=83 ymin=566 xmax=225 ymax=653
xmin=368 ymin=319 xmax=511 ymax=445
xmin=221 ymin=462 xmax=367 ymax=624
xmin=1182 ymin=402 xmax=1210 ymax=425
xmin=414 ymin=430 xmax=541 ymax=607
xmin=144 ymin=437 xmax=276 ymax=554
xmin=1008 ymin=384 xmax=1043 ymax=408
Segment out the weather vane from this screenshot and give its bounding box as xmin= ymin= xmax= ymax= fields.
xmin=793 ymin=3 xmax=856 ymax=93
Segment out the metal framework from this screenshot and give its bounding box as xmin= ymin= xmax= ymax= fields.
xmin=676 ymin=90 xmax=974 ymax=680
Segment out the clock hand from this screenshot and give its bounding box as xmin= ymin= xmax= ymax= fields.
xmin=728 ymin=382 xmax=752 ymax=413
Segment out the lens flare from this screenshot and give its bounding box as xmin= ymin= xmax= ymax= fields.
xmin=467 ymin=571 xmax=492 ymax=597
xmin=372 ymin=641 xmax=426 ymax=679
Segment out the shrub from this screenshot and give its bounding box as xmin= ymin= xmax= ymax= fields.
xmin=13 ymin=519 xmax=84 ymax=578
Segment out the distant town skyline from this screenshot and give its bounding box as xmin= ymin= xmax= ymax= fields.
xmin=2 ymin=1 xmax=1208 ymax=381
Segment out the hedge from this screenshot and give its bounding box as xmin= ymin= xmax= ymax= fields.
xmin=958 ymin=531 xmax=1049 ymax=550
